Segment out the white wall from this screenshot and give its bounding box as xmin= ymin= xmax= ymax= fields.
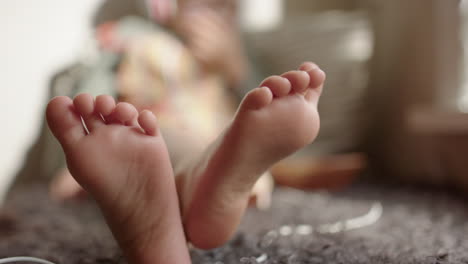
xmin=0 ymin=0 xmax=102 ymax=200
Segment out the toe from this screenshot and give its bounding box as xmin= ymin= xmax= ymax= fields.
xmin=240 ymin=87 xmax=273 ymax=111
xmin=305 ymin=81 xmax=324 ymax=105
xmin=307 ymin=69 xmax=326 ymax=89
xmin=298 ymin=62 xmax=326 ymax=104
xmin=281 ymin=70 xmax=310 ymax=94
xmin=260 ymin=75 xmax=291 ymax=97
xmin=73 ymin=94 xmax=105 ymax=132
xmin=111 ymin=102 xmax=138 ymax=126
xmin=308 ymin=67 xmax=326 ymax=90
xmin=299 ymin=62 xmax=326 ymax=89
xmin=95 ymin=95 xmax=116 ymax=121
xmin=298 ymin=61 xmax=319 ymax=72
xmin=46 ymin=96 xmax=86 ymax=148
xmin=138 ymin=110 xmax=159 ymax=136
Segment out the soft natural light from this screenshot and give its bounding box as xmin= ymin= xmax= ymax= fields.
xmin=239 ymin=0 xmax=284 ymax=32
xmin=0 ymin=0 xmax=103 ymax=202
xmin=459 ymin=0 xmax=468 ymax=112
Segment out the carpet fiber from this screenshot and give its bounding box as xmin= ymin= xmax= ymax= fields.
xmin=1 ymin=183 xmax=467 ymax=264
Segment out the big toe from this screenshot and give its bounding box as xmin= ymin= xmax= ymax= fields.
xmin=299 ymin=62 xmax=326 ymax=103
xmin=46 ymin=96 xmax=86 ymax=149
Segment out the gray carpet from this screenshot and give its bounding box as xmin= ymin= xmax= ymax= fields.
xmin=1 ymin=183 xmax=467 ymax=264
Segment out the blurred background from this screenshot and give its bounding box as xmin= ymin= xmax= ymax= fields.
xmin=0 ymin=0 xmax=100 ymax=200
xmin=2 ymin=0 xmax=468 ymax=202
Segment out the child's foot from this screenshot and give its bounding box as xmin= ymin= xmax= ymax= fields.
xmin=46 ymin=94 xmax=191 ymax=264
xmin=49 ymin=167 xmax=86 ymax=200
xmin=178 ymin=62 xmax=325 ymax=249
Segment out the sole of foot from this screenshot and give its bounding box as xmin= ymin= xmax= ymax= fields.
xmin=179 ymin=62 xmax=326 ymax=249
xmin=46 ymin=94 xmax=190 ymax=264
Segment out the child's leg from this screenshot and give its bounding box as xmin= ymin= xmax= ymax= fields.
xmin=177 ymin=62 xmax=325 ymax=249
xmin=46 ymin=94 xmax=190 ymax=264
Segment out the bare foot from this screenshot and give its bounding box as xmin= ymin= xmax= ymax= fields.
xmin=46 ymin=94 xmax=191 ymax=264
xmin=49 ymin=167 xmax=86 ymax=201
xmin=178 ymin=62 xmax=326 ymax=249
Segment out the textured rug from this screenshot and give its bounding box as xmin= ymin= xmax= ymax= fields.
xmin=1 ymin=183 xmax=467 ymax=264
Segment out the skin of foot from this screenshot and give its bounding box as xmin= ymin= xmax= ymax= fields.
xmin=177 ymin=62 xmax=326 ymax=249
xmin=46 ymin=94 xmax=191 ymax=264
xmin=46 ymin=61 xmax=325 ymax=251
